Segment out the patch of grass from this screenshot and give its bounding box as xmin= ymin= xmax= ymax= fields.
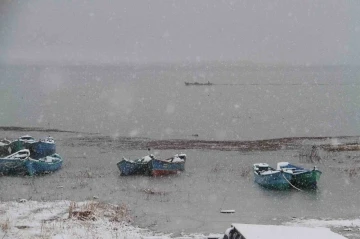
xmin=239 ymin=166 xmax=251 ymax=177
xmin=0 ymin=218 xmax=10 ymax=232
xmin=141 ymin=188 xmax=169 ymax=196
xmin=68 ymin=201 xmax=132 ymax=223
xmin=345 ymin=167 xmax=360 ymax=178
xmin=299 ymin=145 xmax=322 ymax=163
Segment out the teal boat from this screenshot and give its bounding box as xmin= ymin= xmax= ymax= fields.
xmin=253 ymin=163 xmax=292 ymax=190
xmin=277 ymin=162 xmax=322 ymax=189
xmin=8 ymin=135 xmax=37 ymax=154
xmin=148 ymin=154 xmax=186 ymax=177
xmin=117 ymin=155 xmax=154 ymax=176
xmin=0 ymin=149 xmax=30 ymax=176
xmin=25 ymin=153 xmax=63 ymax=176
xmin=8 ymin=135 xmax=56 ymax=159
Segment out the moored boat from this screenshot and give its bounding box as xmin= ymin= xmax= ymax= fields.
xmin=8 ymin=135 xmax=56 ymax=159
xmin=0 ymin=149 xmax=30 ymax=176
xmin=148 ymin=153 xmax=186 ymax=176
xmin=253 ymin=163 xmax=292 ymax=190
xmin=117 ymin=155 xmax=153 ymax=176
xmin=277 ymin=162 xmax=322 ymax=189
xmin=25 ymin=153 xmax=63 ymax=176
xmin=29 ymin=136 xmax=56 ymax=159
xmin=9 ymin=135 xmax=36 ymax=153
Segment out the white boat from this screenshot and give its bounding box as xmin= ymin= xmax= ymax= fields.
xmin=220 ymin=223 xmax=346 ymax=239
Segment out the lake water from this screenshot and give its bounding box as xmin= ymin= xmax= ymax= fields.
xmin=1 ymin=64 xmax=360 ymax=236
xmin=1 ymin=63 xmax=360 ymax=140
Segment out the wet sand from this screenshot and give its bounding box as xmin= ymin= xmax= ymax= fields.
xmin=1 ymin=127 xmax=360 ymax=238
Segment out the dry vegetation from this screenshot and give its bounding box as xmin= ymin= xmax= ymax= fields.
xmin=141 ymin=188 xmax=169 ymax=196
xmin=0 ymin=218 xmax=10 ymax=232
xmin=68 ymin=201 xmax=132 ymax=223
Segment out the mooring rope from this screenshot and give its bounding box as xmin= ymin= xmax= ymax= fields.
xmin=281 ymin=172 xmax=303 ymax=191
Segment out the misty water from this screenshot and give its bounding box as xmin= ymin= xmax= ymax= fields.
xmin=1 ymin=64 xmax=360 ymax=140
xmin=1 ymin=64 xmax=360 ymax=234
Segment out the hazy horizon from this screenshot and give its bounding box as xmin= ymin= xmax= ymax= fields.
xmin=1 ymin=1 xmax=360 ymax=65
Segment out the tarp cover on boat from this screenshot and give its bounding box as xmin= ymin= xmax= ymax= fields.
xmin=230 ymin=224 xmax=346 ymax=239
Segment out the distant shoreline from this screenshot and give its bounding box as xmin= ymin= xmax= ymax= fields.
xmin=1 ymin=126 xmax=358 ymax=152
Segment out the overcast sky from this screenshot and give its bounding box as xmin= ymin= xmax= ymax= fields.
xmin=1 ymin=0 xmax=359 ymax=65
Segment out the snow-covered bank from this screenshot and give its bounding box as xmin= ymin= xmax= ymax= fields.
xmin=286 ymin=217 xmax=360 ymax=239
xmin=0 ymin=200 xmax=215 ymax=239
xmin=1 ymin=200 xmax=355 ymax=239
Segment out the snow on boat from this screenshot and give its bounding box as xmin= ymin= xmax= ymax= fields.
xmin=25 ymin=153 xmax=63 ymax=176
xmin=277 ymin=162 xmax=322 ymax=189
xmin=117 ymin=154 xmax=154 ymax=176
xmin=148 ymin=153 xmax=186 ymax=177
xmin=0 ymin=149 xmax=30 ymax=176
xmin=220 ymin=223 xmax=347 ymax=239
xmin=253 ymin=163 xmax=292 ymax=190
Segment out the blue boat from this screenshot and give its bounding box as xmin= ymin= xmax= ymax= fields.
xmin=25 ymin=153 xmax=63 ymax=176
xmin=0 ymin=149 xmax=30 ymax=176
xmin=29 ymin=137 xmax=56 ymax=159
xmin=117 ymin=155 xmax=153 ymax=176
xmin=148 ymin=154 xmax=186 ymax=176
xmin=8 ymin=136 xmax=56 ymax=159
xmin=253 ymin=163 xmax=292 ymax=190
xmin=277 ymin=162 xmax=322 ymax=189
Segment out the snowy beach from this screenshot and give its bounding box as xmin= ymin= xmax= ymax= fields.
xmin=0 ymin=199 xmax=356 ymax=239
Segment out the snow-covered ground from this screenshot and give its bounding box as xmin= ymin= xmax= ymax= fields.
xmin=286 ymin=217 xmax=360 ymax=239
xmin=0 ymin=200 xmax=355 ymax=239
xmin=0 ymin=200 xmax=219 ymax=239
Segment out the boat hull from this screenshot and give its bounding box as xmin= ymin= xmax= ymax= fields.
xmin=29 ymin=142 xmax=56 ymax=159
xmin=8 ymin=140 xmax=56 ymax=159
xmin=25 ymin=154 xmax=63 ymax=176
xmin=0 ymin=159 xmax=27 ymax=176
xmin=289 ymin=170 xmax=322 ymax=189
xmin=9 ymin=140 xmax=27 ymax=154
xmin=148 ymin=159 xmax=185 ymax=177
xmin=254 ymin=171 xmax=292 ymax=190
xmin=117 ymin=159 xmax=149 ymax=176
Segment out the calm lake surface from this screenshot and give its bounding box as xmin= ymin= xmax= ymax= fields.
xmin=1 ymin=63 xmax=360 ymax=140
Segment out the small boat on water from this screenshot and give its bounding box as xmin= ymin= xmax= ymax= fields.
xmin=9 ymin=135 xmax=36 ymax=153
xmin=184 ymin=81 xmax=213 ymax=86
xmin=0 ymin=149 xmax=30 ymax=176
xmin=148 ymin=153 xmax=186 ymax=177
xmin=25 ymin=153 xmax=63 ymax=176
xmin=253 ymin=163 xmax=292 ymax=190
xmin=117 ymin=154 xmax=154 ymax=176
xmin=277 ymin=162 xmax=322 ymax=189
xmin=29 ymin=136 xmax=56 ymax=159
xmin=9 ymin=135 xmax=56 ymax=159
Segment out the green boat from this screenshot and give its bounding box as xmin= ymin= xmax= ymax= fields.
xmin=8 ymin=135 xmax=36 ymax=154
xmin=277 ymin=162 xmax=322 ymax=189
xmin=0 ymin=149 xmax=30 ymax=176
